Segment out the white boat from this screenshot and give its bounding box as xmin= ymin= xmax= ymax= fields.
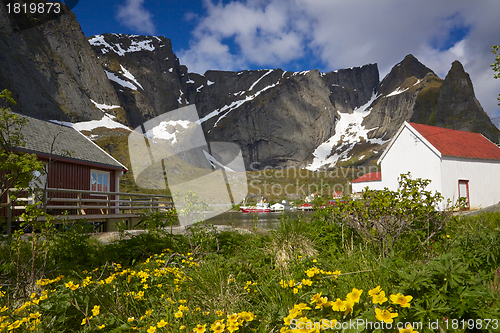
xmin=240 ymin=197 xmax=271 ymax=213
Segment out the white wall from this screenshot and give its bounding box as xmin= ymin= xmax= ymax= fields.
xmin=379 ymin=126 xmax=442 ymax=193
xmin=352 ymin=180 xmax=384 ymax=192
xmin=441 ymin=157 xmax=500 ymax=209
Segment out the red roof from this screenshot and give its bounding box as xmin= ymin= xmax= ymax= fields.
xmin=408 ymin=122 xmax=500 ymax=160
xmin=351 ymin=172 xmax=381 ymax=183
xmin=332 ymin=191 xmax=343 ymax=198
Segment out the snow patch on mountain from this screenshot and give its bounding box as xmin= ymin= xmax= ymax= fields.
xmin=306 ymin=94 xmax=385 ymax=170
xmin=89 ymin=34 xmax=156 ymax=56
xmin=119 ymin=65 xmax=143 ymax=90
xmin=197 ymin=80 xmax=281 ymax=129
xmin=105 ymin=70 xmax=137 ymax=90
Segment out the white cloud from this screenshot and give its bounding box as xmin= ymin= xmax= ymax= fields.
xmin=179 ymin=0 xmax=500 ymax=117
xmin=116 ymin=0 xmax=156 ymax=35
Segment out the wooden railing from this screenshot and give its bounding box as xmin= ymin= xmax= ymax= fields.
xmin=4 ymin=188 xmax=173 ymax=233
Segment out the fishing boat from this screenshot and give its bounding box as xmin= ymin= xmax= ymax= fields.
xmin=240 ymin=197 xmax=271 ymax=213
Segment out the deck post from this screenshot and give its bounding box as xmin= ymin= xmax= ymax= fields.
xmin=77 ymin=192 xmax=82 ymax=215
xmin=107 ymin=193 xmax=111 ymax=214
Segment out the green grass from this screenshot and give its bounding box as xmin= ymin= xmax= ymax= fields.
xmin=1 ymin=208 xmax=499 ymax=332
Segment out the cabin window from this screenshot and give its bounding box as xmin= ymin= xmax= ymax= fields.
xmin=91 ymin=170 xmax=110 ymax=193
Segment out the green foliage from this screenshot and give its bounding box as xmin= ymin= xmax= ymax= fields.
xmin=0 ymin=90 xmax=45 ymax=212
xmin=2 ymin=205 xmax=500 ymax=331
xmin=138 ymin=209 xmax=178 ymax=237
xmin=493 ymin=45 xmax=500 ymax=105
xmin=333 ymin=173 xmax=465 ymax=256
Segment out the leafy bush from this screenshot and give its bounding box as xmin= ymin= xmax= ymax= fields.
xmin=333 ymin=173 xmax=465 ymax=256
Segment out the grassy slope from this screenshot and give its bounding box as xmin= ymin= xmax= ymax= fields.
xmin=87 ymin=128 xmax=378 ymax=204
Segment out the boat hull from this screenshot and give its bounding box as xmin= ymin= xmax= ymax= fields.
xmin=240 ymin=207 xmax=271 ymax=213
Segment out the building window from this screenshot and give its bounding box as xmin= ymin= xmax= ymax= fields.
xmin=91 ymin=170 xmax=109 ymax=193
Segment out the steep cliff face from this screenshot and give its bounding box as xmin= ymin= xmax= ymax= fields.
xmin=0 ymin=0 xmax=121 ymax=121
xmin=89 ymin=33 xmax=380 ymax=169
xmin=88 ymin=33 xmax=189 ymax=128
xmin=194 ymin=66 xmax=379 ymax=168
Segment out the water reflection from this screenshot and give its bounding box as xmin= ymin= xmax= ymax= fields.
xmin=203 ymin=211 xmax=313 ymax=230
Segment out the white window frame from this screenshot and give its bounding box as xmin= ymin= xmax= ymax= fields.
xmin=90 ymin=169 xmax=110 ymax=196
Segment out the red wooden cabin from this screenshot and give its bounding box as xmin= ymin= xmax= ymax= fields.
xmin=1 ymin=113 xmax=128 ymax=227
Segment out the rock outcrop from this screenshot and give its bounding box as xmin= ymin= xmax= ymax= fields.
xmin=0 ymin=0 xmax=121 ymax=121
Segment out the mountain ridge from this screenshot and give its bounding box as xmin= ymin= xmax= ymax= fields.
xmin=0 ymin=1 xmax=498 ymax=171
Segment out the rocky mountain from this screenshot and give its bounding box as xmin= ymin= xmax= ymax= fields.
xmin=0 ymin=0 xmax=122 ymax=121
xmin=1 ymin=0 xmax=499 ymax=171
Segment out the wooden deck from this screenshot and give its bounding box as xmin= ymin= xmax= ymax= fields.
xmin=4 ymin=188 xmax=173 ymax=234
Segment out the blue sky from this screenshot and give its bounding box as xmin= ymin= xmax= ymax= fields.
xmin=72 ymin=0 xmax=500 ymax=121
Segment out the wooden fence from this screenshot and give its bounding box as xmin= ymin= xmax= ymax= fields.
xmin=4 ymin=188 xmax=173 ymax=234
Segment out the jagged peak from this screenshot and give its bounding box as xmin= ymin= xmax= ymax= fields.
xmin=378 ymin=54 xmax=434 ymax=96
xmin=441 ymin=59 xmax=475 ymax=95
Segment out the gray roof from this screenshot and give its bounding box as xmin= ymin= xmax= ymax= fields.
xmin=11 ymin=113 xmax=126 ymax=170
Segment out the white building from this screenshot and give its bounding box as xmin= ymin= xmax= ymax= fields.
xmin=351 ymin=172 xmax=383 ymax=193
xmin=351 ymin=122 xmax=500 ymax=209
xmin=270 ymin=200 xmax=292 ymax=212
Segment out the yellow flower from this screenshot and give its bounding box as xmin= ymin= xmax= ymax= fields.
xmin=157 ymin=319 xmax=168 ymax=328
xmin=227 ymin=321 xmax=240 ymax=333
xmin=399 ymin=323 xmax=419 ymax=333
xmin=8 ymin=320 xmax=22 ymax=330
xmin=238 ymin=311 xmax=255 ymax=322
xmin=294 ymin=303 xmax=311 ymax=311
xmin=227 ymin=313 xmax=239 ymax=322
xmin=127 ymin=317 xmax=135 ymax=322
xmin=310 ymin=292 xmax=323 ymax=304
xmin=368 ymin=286 xmax=382 ymax=296
xmin=375 ymin=308 xmax=398 ymax=323
xmin=65 ymin=281 xmax=79 ymax=290
xmin=98 ymin=324 xmax=105 ymax=329
xmin=81 ymin=318 xmax=87 ymax=326
xmin=180 ymin=325 xmax=186 ymax=329
xmin=293 ymin=288 xmax=299 ymax=294
xmin=92 ymin=305 xmax=100 ymax=316
xmin=210 ymin=320 xmax=225 ymax=333
xmin=147 ymin=326 xmax=156 ymax=333
xmin=178 ymin=305 xmax=189 ymax=312
xmin=301 ymin=279 xmax=312 ymax=286
xmin=174 ymin=310 xmax=183 ymax=318
xmin=216 ymin=310 xmax=224 ymax=317
xmin=193 ymin=324 xmax=206 ymax=333
xmin=346 ymin=288 xmax=363 ymax=303
xmin=331 ymin=298 xmax=346 ymax=312
xmin=390 ymin=293 xmax=413 ymax=308
xmin=372 ymin=291 xmax=388 ymax=304
xmin=288 ymin=279 xmax=295 ymax=288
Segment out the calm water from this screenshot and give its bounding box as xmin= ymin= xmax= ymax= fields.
xmin=203 ymin=211 xmax=313 ymax=230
